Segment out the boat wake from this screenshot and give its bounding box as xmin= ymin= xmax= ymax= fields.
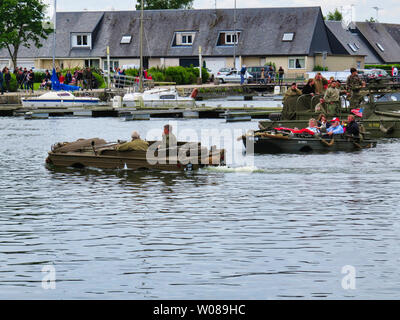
xmin=204 ymin=165 xmax=266 ymax=173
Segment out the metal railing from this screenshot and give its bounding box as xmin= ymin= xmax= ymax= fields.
xmin=105 ymin=72 xmax=154 ymax=91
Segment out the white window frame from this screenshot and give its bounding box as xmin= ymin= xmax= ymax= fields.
xmin=121 ymin=35 xmax=132 ymax=44
xmin=288 ymin=57 xmax=306 ymax=69
xmin=282 ymin=33 xmax=294 ymax=41
xmin=348 ymin=43 xmax=358 ymax=52
xmin=376 ymin=43 xmax=385 ymax=52
xmin=103 ymin=60 xmax=119 ymax=72
xmin=175 ymin=32 xmax=195 ymax=46
xmin=225 ymin=32 xmax=239 ymax=45
xmin=71 ymin=33 xmax=91 ymax=48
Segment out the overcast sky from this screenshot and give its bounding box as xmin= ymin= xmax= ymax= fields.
xmin=43 ymin=0 xmax=400 ymax=24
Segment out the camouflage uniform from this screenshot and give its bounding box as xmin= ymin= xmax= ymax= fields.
xmin=116 ymin=139 xmax=149 ymax=151
xmin=323 ymin=87 xmax=341 ymax=115
xmin=284 ymin=87 xmax=302 ymax=98
xmin=346 ymin=74 xmax=363 ymax=108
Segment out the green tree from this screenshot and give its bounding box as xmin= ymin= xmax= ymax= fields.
xmin=136 ymin=0 xmax=193 ymax=10
xmin=326 ymin=8 xmax=343 ymax=21
xmin=0 ymin=0 xmax=53 ymax=68
xmin=366 ymin=17 xmax=377 ymax=22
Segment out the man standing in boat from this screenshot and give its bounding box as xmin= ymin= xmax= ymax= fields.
xmin=161 ymin=124 xmax=177 ymax=149
xmin=346 ymin=68 xmax=366 ymax=109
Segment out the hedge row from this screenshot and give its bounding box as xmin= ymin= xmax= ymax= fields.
xmin=124 ymin=66 xmax=209 ymax=85
xmin=365 ymin=64 xmax=400 ymax=71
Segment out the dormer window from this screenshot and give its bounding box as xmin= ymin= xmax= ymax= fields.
xmin=173 ymin=32 xmax=196 ymax=46
xmin=121 ymin=35 xmax=132 ymax=44
xmin=71 ymin=33 xmax=91 ymax=49
xmin=217 ymin=31 xmax=241 ymax=46
xmin=282 ymin=33 xmax=294 ymax=41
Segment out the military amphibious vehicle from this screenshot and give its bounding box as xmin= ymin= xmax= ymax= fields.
xmin=259 ymin=80 xmax=400 ymax=139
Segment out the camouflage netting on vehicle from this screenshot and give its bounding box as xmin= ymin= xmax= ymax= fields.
xmin=52 ymin=138 xmax=107 ymax=153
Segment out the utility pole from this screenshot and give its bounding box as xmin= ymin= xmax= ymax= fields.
xmin=52 ymin=0 xmax=57 ymax=70
xmin=139 ymin=0 xmax=144 ymax=92
xmin=233 ymin=0 xmax=236 ymax=70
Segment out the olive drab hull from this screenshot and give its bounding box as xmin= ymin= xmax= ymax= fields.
xmin=46 ymin=138 xmax=225 ymax=171
xmin=242 ymin=131 xmax=377 ymax=154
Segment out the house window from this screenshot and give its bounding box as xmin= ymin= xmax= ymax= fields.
xmin=181 ymin=34 xmax=193 ymax=45
xmin=282 ymin=33 xmax=294 ymax=41
xmin=225 ymin=32 xmax=239 ymax=44
xmin=288 ymin=57 xmax=305 ymax=69
xmin=357 ymin=61 xmax=361 ymax=68
xmin=174 ymin=32 xmax=196 ymax=46
xmin=72 ymin=33 xmax=91 ymax=48
xmin=348 ymin=43 xmax=358 ymax=52
xmin=376 ymin=43 xmax=385 ymax=52
xmin=121 ymin=35 xmax=132 ymax=44
xmin=103 ymin=60 xmax=119 ymax=72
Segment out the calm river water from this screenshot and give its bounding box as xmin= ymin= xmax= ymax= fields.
xmin=1 ymin=116 xmax=400 ymax=299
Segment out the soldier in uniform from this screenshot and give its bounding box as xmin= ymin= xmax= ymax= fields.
xmin=346 ymin=68 xmax=366 ymax=109
xmin=314 ymin=80 xmax=342 ymax=115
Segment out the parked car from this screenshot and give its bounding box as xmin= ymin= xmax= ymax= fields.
xmin=358 ymin=68 xmax=390 ymax=82
xmin=216 ymin=67 xmax=233 ymax=77
xmin=216 ymin=69 xmax=253 ymax=83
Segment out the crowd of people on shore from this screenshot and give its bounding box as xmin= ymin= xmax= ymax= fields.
xmin=39 ymin=67 xmax=96 ymax=91
xmin=0 ymin=66 xmax=97 ymax=94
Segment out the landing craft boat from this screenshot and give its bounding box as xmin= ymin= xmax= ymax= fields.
xmin=46 ymin=138 xmax=225 ymax=171
xmin=21 ymin=91 xmax=100 ymax=108
xmin=242 ymin=128 xmax=377 ymax=154
xmin=259 ymin=80 xmax=400 ymax=139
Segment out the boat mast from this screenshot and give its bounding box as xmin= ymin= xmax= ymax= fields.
xmin=139 ymin=0 xmax=144 ymax=92
xmin=52 ymin=0 xmax=57 ymax=70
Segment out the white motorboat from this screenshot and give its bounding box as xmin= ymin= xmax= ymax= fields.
xmin=21 ymin=91 xmax=100 ymax=108
xmin=122 ymin=87 xmax=197 ymax=108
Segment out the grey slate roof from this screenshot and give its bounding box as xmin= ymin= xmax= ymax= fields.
xmin=0 ymin=7 xmax=332 ymax=59
xmin=355 ymin=21 xmax=400 ymax=63
xmin=325 ymin=21 xmax=381 ymax=64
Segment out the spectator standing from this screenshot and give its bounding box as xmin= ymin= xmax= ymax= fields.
xmin=0 ymin=69 xmax=4 ymax=95
xmin=65 ymin=70 xmax=72 ymax=85
xmin=392 ymin=66 xmax=398 ymax=83
xmin=83 ymin=67 xmax=93 ymax=90
xmin=278 ymin=66 xmax=284 ymax=85
xmin=27 ymin=70 xmax=34 ymax=93
xmin=4 ymin=68 xmax=11 ymax=93
xmin=240 ymin=65 xmax=247 ymax=85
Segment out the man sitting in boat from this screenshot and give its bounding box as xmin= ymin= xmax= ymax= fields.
xmin=116 ymin=131 xmax=149 ymax=151
xmin=306 ymin=118 xmax=320 ymax=134
xmin=326 ymin=117 xmax=344 ymax=136
xmin=344 ymin=115 xmax=360 ymax=137
xmin=161 ymin=124 xmax=177 ymax=149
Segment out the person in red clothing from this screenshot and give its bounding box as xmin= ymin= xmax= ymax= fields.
xmin=59 ymin=73 xmax=65 ymax=84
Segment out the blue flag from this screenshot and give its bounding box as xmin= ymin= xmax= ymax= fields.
xmin=51 ymin=68 xmax=80 ymax=91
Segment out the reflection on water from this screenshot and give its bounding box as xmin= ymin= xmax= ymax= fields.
xmin=1 ymin=117 xmax=400 ymax=299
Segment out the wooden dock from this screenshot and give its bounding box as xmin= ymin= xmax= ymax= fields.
xmin=2 ymin=104 xmax=282 ymax=120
